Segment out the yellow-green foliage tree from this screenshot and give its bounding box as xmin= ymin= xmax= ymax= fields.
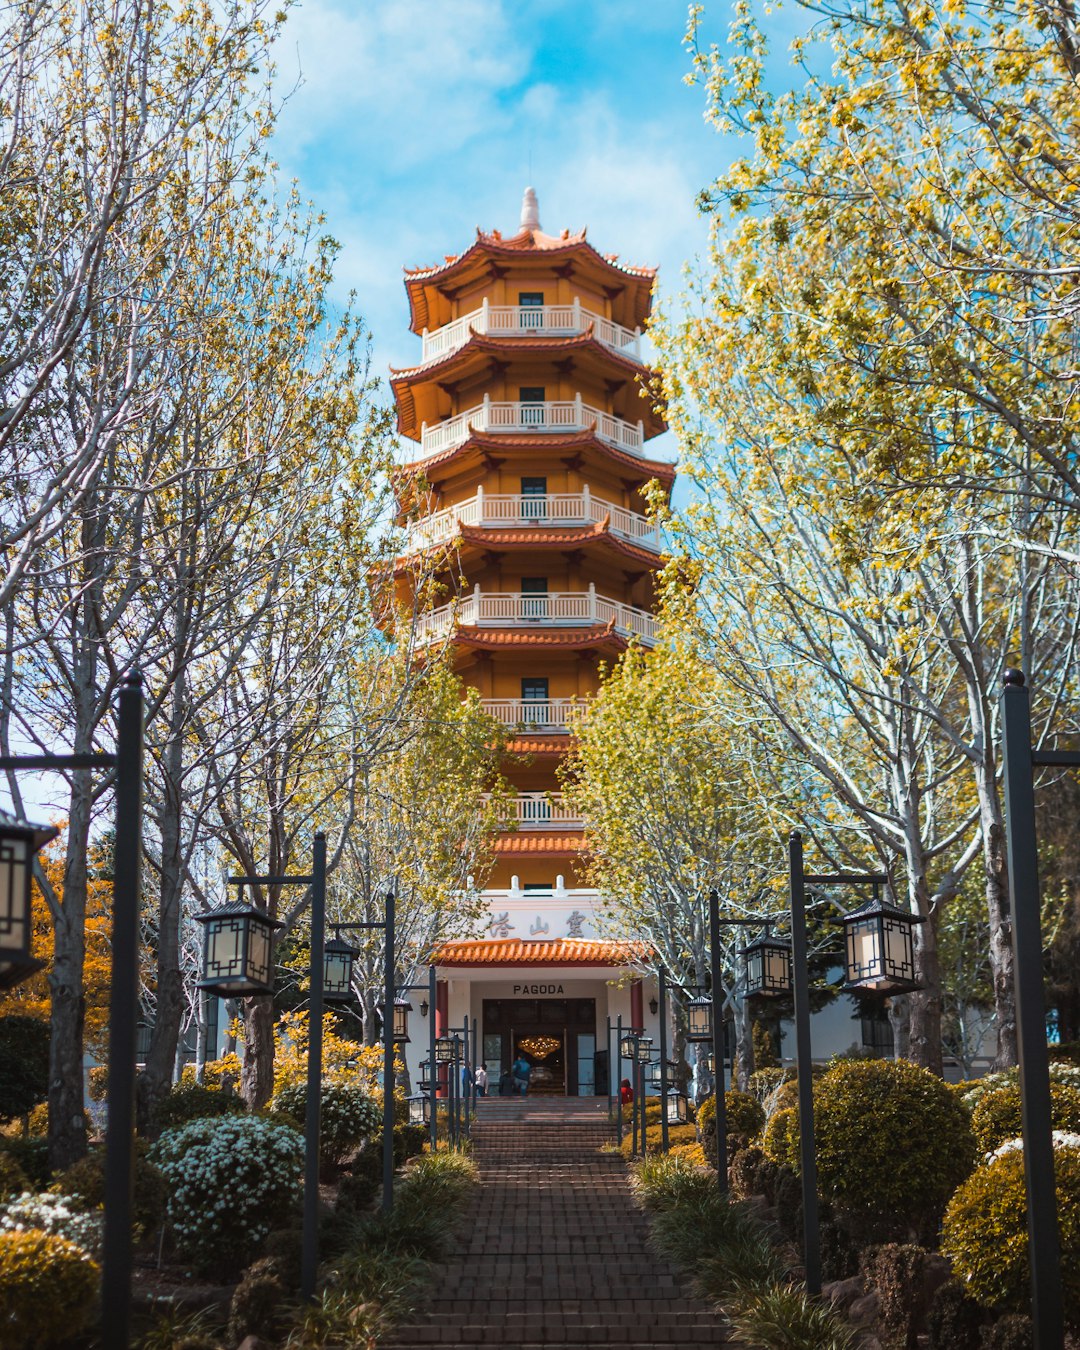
xmin=652 ymin=0 xmax=1080 ymax=1069
xmin=561 ymin=636 xmax=785 ymax=1088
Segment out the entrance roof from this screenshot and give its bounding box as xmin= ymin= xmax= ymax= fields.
xmin=433 ymin=937 xmax=649 ymax=967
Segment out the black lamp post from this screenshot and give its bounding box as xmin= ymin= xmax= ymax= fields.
xmin=787 ymin=833 xmax=918 ymax=1296
xmin=1000 ymin=670 xmax=1074 ymax=1347
xmin=0 ymin=670 xmax=144 ymax=1350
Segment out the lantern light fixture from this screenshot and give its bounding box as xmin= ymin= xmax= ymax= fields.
xmin=647 ymin=1057 xmax=679 ymax=1088
xmin=418 ymin=1059 xmax=434 ymax=1093
xmin=685 ymin=994 xmax=713 ymax=1042
xmin=635 ymin=1035 xmax=654 ymax=1065
xmin=841 ymin=888 xmax=924 ymax=994
xmin=664 ymin=1087 xmax=688 ymax=1125
xmin=648 ymin=996 xmax=659 ymax=1015
xmin=376 ymin=995 xmax=413 ymax=1043
xmin=323 ymin=933 xmax=360 ymax=1005
xmin=407 ymin=1093 xmax=431 ymax=1126
xmin=742 ymin=928 xmax=793 ymax=999
xmin=420 ymin=999 xmax=429 ymax=1018
xmin=435 ymin=1035 xmax=456 ymax=1064
xmin=619 ymin=1032 xmax=638 ymax=1060
xmin=0 ymin=815 xmax=58 ymax=991
xmin=194 ymin=900 xmax=282 ymax=997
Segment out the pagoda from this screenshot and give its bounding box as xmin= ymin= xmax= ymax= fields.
xmin=392 ymin=189 xmax=672 ymax=1095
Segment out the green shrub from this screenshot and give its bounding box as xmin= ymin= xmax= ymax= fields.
xmin=0 ymin=1017 xmax=50 ymax=1124
xmin=0 ymin=1190 xmax=103 ymax=1256
xmin=629 ymin=1151 xmax=718 ymax=1212
xmin=753 ymin=1019 xmax=780 ymax=1070
xmin=0 ymin=1136 xmax=50 ymax=1188
xmin=619 ymin=1122 xmax=697 ymax=1157
xmin=861 ymin=1243 xmax=931 ymax=1350
xmin=958 ymin=1063 xmax=1080 ymax=1113
xmin=698 ymin=1089 xmax=766 ymax=1165
xmin=151 ymin=1082 xmax=246 ymax=1132
xmin=814 ymin=1058 xmax=976 ymax=1238
xmin=87 ymin=1065 xmax=109 ymax=1103
xmin=926 ymin=1278 xmax=989 ymax=1350
xmin=980 ymin=1314 xmax=1034 ymax=1349
xmin=271 ymin=1082 xmax=381 ymax=1173
xmin=0 ymin=1152 xmax=28 ymax=1200
xmin=393 ymin=1122 xmax=428 ymax=1165
xmin=0 ymin=1229 xmax=100 ymax=1348
xmin=748 ymin=1066 xmax=792 ymax=1104
xmin=153 ymin=1115 xmax=304 ymax=1275
xmin=726 ymin=1281 xmax=859 ymax=1349
xmin=54 ymin=1146 xmax=167 ymax=1242
xmin=761 ymin=1104 xmax=800 ymax=1169
xmin=648 ymin=1187 xmax=784 ymax=1302
xmin=942 ymin=1144 xmax=1080 ymax=1317
xmin=262 ymin=1226 xmax=303 ymax=1291
xmin=340 ymin=1143 xmax=384 ymax=1213
xmin=227 ymin=1257 xmax=287 ymax=1344
xmin=971 ymin=1081 xmax=1080 ymax=1155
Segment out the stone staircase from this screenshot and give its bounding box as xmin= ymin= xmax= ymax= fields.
xmin=382 ymin=1098 xmax=728 ymax=1349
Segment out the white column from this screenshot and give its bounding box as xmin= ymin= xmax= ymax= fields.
xmin=482 ymin=392 xmax=491 ymax=431
xmin=573 ymin=295 xmax=582 ymax=332
xmin=582 ymin=482 xmax=592 ymax=522
xmin=574 ymin=391 xmax=583 ymax=428
xmin=481 ymin=297 xmax=490 ymax=334
xmin=476 ymin=483 xmax=485 ymax=522
xmin=588 ymin=581 xmax=597 ymax=622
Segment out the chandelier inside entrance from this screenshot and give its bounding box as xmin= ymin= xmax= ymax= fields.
xmin=518 ymin=1035 xmax=561 ymax=1060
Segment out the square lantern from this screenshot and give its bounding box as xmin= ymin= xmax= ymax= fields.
xmin=742 ymin=930 xmax=792 ymax=998
xmin=435 ymin=1035 xmax=456 ymax=1064
xmin=377 ymin=996 xmax=413 ymax=1043
xmin=635 ymin=1035 xmax=654 ymax=1064
xmin=0 ymin=817 xmax=58 ymax=991
xmin=407 ymin=1093 xmax=431 ymax=1126
xmin=842 ymin=894 xmax=925 ymax=994
xmin=418 ymin=1060 xmax=434 ymax=1093
xmin=648 ymin=1057 xmax=678 ymax=1089
xmin=323 ymin=934 xmax=360 ymax=1005
xmin=685 ymin=995 xmax=713 ymax=1042
xmin=664 ymin=1088 xmax=688 ymax=1125
xmin=619 ymin=1032 xmax=638 ymax=1060
xmin=195 ymin=901 xmax=282 ymax=997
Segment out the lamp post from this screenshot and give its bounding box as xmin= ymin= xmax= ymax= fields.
xmin=787 ymin=833 xmax=919 ymax=1296
xmin=1000 ymin=670 xmax=1073 ymax=1348
xmin=1 ymin=670 xmax=143 ymax=1350
xmin=197 ymin=837 xmax=327 ymax=1304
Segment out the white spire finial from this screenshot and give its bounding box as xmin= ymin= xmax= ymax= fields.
xmin=520 ymin=185 xmax=540 ymax=231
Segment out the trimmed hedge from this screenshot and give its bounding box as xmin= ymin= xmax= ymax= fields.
xmin=0 ymin=1230 xmax=100 ymax=1348
xmin=942 ymin=1144 xmax=1080 ymax=1318
xmin=971 ymin=1081 xmax=1080 ymax=1156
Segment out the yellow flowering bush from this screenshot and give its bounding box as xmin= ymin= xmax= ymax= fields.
xmin=942 ymin=1144 xmax=1080 ymax=1318
xmin=0 ymin=1230 xmax=100 ymax=1348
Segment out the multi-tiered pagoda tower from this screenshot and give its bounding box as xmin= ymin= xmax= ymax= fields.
xmin=393 ymin=190 xmax=672 ymax=1095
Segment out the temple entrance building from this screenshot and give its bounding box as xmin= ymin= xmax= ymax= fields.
xmin=391 ymin=189 xmax=673 ymax=1094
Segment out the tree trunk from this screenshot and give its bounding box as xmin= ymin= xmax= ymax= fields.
xmin=49 ymin=771 xmax=92 ymax=1171
xmin=978 ymin=786 xmax=1017 ymax=1068
xmin=908 ymin=924 xmax=943 ymax=1075
xmin=137 ymin=673 xmax=187 ymax=1131
xmin=241 ymin=994 xmax=275 ymax=1108
xmin=732 ymin=994 xmax=755 ymax=1090
xmin=888 ymin=994 xmax=911 ymax=1062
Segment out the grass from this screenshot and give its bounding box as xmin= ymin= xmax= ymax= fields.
xmin=629 ymin=1154 xmax=856 ymax=1350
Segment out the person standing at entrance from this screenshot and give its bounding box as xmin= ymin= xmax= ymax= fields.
xmin=512 ymin=1053 xmax=532 ymax=1096
xmin=475 ymin=1064 xmax=488 ymax=1097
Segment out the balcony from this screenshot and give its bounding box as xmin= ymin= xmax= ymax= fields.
xmin=403 ymin=487 xmax=665 ymax=554
xmin=415 ymin=396 xmax=645 ymax=461
xmin=485 ymin=792 xmax=584 ymax=830
xmin=420 ymin=300 xmax=642 ymax=365
xmin=413 ymin=586 xmax=659 ymax=648
xmin=481 ymin=698 xmax=584 ymax=732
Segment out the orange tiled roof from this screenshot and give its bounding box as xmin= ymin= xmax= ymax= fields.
xmin=453 ymin=625 xmax=628 ymax=655
xmin=492 ymin=831 xmax=585 ymax=855
xmin=395 ymin=428 xmax=676 ymax=488
xmin=390 ymin=328 xmax=646 ymax=382
xmin=505 ymin=735 xmax=571 ymax=756
xmin=434 ymin=937 xmax=650 ymax=967
xmin=454 ymin=520 xmax=663 ymax=569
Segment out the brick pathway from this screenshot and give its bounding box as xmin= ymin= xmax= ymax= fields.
xmin=383 ymin=1097 xmax=728 ymax=1349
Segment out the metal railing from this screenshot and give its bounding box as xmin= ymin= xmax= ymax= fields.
xmin=484 ymin=792 xmax=584 ymax=829
xmin=414 ymin=397 xmax=646 ymax=460
xmin=403 ymin=488 xmax=664 ymax=553
xmin=419 ymin=300 xmax=642 ymax=364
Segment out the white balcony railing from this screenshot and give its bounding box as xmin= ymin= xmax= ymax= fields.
xmin=485 ymin=792 xmax=584 ymax=830
xmin=412 ymin=586 xmax=659 ymax=648
xmin=415 ymin=397 xmax=645 ymax=461
xmin=420 ymin=300 xmax=642 ymax=365
xmin=403 ymin=487 xmax=665 ymax=554
xmin=481 ymin=698 xmax=583 ymax=731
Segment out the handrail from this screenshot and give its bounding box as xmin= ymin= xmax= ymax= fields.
xmin=403 ymin=490 xmax=664 ymax=553
xmin=483 ymin=791 xmax=585 ymax=828
xmin=412 ymin=589 xmax=659 ymax=647
xmin=419 ymin=301 xmax=642 ymax=364
xmin=480 ymin=698 xmax=584 ymax=729
xmin=414 ymin=399 xmax=646 ymax=460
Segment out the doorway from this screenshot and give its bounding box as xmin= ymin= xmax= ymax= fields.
xmin=482 ymin=997 xmax=598 ymax=1095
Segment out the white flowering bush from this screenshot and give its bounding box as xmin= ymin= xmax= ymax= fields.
xmin=153 ymin=1115 xmax=303 ymax=1274
xmin=958 ymin=1062 xmax=1080 ymax=1110
xmin=0 ymin=1190 xmax=103 ymax=1257
xmin=989 ymin=1130 xmax=1080 ymax=1163
xmin=271 ymin=1082 xmax=382 ymax=1171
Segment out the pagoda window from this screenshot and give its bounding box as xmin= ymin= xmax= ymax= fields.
xmin=521 ymin=577 xmax=548 ymax=621
xmin=519 ymin=386 xmax=546 ymax=428
xmin=521 ymin=678 xmax=549 ymax=703
xmin=518 ymin=292 xmax=544 ymax=329
xmin=521 ymin=477 xmax=547 ymax=520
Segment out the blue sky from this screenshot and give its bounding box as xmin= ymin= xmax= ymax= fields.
xmin=268 ymin=0 xmax=810 ymax=407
